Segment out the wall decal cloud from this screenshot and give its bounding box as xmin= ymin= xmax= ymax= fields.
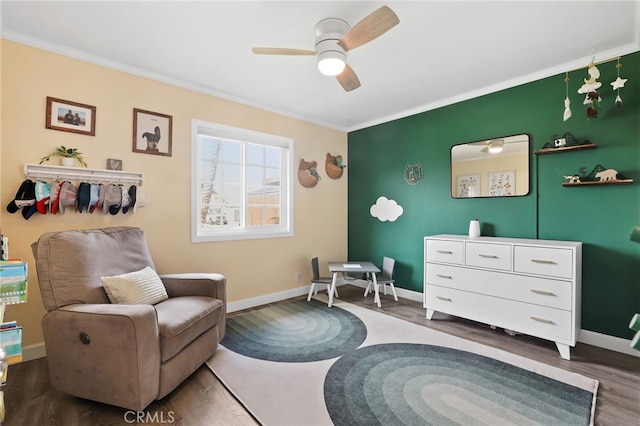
xmin=370 ymin=196 xmax=403 ymax=222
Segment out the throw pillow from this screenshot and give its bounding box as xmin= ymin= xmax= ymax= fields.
xmin=101 ymin=266 xmax=168 ymax=305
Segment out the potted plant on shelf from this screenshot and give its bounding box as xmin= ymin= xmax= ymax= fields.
xmin=39 ymin=145 xmax=87 ymax=167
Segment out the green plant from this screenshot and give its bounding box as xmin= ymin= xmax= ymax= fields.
xmin=39 ymin=145 xmax=87 ymax=167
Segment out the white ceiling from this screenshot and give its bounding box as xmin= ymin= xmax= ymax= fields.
xmin=2 ymin=1 xmax=639 ymax=132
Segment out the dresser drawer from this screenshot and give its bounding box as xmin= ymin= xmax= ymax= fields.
xmin=425 ymin=285 xmax=574 ymax=343
xmin=425 ymin=239 xmax=463 ymax=265
xmin=425 ymin=263 xmax=572 ymax=310
xmin=465 ymin=242 xmax=512 ymax=271
xmin=514 ymin=246 xmax=574 ymax=279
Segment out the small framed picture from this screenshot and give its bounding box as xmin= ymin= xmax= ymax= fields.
xmin=456 ymin=174 xmax=480 ymax=197
xmin=488 ymin=170 xmax=516 ymax=196
xmin=107 ymin=158 xmax=123 ymax=170
xmin=132 ymin=108 xmax=172 ymax=157
xmin=46 ymin=97 xmax=96 ymax=136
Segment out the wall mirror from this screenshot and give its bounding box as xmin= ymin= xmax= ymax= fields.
xmin=451 ymin=133 xmax=530 ymax=198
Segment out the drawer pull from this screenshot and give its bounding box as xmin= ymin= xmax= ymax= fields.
xmin=436 ymin=250 xmax=453 ymax=254
xmin=478 ymin=254 xmax=499 ymax=259
xmin=436 ymin=274 xmax=452 ymax=279
xmin=531 ymin=259 xmax=556 ymax=265
xmin=530 ymin=316 xmax=555 ymax=324
xmin=436 ymin=296 xmax=452 ymax=302
xmin=531 ymin=289 xmax=555 ymax=296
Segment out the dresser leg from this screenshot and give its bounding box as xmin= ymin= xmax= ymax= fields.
xmin=555 ymin=342 xmax=571 ymax=360
xmin=426 ymin=309 xmax=435 ymax=320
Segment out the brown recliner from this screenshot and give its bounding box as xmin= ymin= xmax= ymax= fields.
xmin=31 ymin=226 xmax=226 ymax=411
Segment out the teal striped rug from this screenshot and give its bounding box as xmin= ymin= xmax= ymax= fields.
xmin=207 ymin=299 xmax=597 ymax=425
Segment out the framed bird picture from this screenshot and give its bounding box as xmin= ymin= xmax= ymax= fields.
xmin=132 ymin=108 xmax=172 ymax=157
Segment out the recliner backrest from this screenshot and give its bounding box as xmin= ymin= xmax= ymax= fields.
xmin=32 ymin=227 xmax=156 ymax=311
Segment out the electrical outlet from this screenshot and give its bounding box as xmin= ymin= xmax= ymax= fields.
xmin=296 ymin=272 xmax=303 ymax=283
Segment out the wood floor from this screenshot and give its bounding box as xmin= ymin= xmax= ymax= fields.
xmin=3 ymin=285 xmax=639 ymax=426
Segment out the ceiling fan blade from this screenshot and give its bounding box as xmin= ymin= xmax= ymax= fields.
xmin=252 ymin=47 xmax=316 ymax=56
xmin=336 ymin=64 xmax=361 ymax=92
xmin=338 ymin=6 xmax=399 ymax=51
xmin=468 ymin=138 xmax=506 ymax=146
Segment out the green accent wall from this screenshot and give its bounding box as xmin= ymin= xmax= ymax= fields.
xmin=348 ymin=51 xmax=640 ymax=339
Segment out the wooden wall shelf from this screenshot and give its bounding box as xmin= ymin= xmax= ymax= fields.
xmin=562 ymin=179 xmax=633 ymax=187
xmin=535 ymin=143 xmax=597 ymax=155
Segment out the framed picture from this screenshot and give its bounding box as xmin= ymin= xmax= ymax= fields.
xmin=45 ymin=97 xmax=96 ymax=136
xmin=456 ymin=174 xmax=480 ymax=197
xmin=132 ymin=108 xmax=172 ymax=157
xmin=488 ymin=170 xmax=516 ymax=196
xmin=107 ymin=158 xmax=123 ymax=170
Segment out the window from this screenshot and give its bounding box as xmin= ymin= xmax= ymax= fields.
xmin=191 ymin=120 xmax=293 ymax=242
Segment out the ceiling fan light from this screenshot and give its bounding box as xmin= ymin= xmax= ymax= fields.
xmin=317 ymin=51 xmax=346 ymax=76
xmin=488 ymin=140 xmax=504 ymax=154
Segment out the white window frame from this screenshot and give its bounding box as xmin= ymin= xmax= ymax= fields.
xmin=191 ymin=119 xmax=294 ymax=242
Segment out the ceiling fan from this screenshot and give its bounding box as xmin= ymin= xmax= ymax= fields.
xmin=469 ymin=139 xmax=507 ymax=154
xmin=251 ymin=5 xmax=399 ymax=92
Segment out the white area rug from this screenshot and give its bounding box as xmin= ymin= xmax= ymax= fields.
xmin=206 ymin=297 xmax=598 ymax=426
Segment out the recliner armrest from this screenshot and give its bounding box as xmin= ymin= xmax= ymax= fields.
xmin=159 ymin=273 xmax=227 ymax=303
xmin=160 ymin=273 xmax=227 ymax=341
xmin=42 ymin=303 xmax=161 ymax=411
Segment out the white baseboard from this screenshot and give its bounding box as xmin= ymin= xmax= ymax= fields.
xmin=579 ymin=329 xmax=639 ymax=357
xmin=21 ymin=342 xmax=47 ymax=362
xmin=227 ymin=286 xmax=311 ymax=312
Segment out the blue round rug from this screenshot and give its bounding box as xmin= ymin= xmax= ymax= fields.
xmin=221 ymin=299 xmax=367 ymax=362
xmin=324 ymin=343 xmax=593 ymax=426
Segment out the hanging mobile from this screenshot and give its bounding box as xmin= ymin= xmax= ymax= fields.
xmin=610 ymin=58 xmax=628 ymax=110
xmin=563 ymin=72 xmax=572 ymax=121
xmin=577 ymin=57 xmax=602 ymax=119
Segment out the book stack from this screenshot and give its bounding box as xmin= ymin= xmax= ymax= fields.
xmin=0 ymin=260 xmax=26 ymax=373
xmin=0 ymin=256 xmax=27 ymax=421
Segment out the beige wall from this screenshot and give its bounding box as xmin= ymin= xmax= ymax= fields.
xmin=0 ymin=40 xmax=348 ymax=348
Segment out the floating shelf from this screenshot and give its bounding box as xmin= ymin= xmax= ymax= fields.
xmin=535 ymin=143 xmax=597 ymax=155
xmin=24 ymin=163 xmax=143 ymax=185
xmin=562 ymin=179 xmax=633 ymax=187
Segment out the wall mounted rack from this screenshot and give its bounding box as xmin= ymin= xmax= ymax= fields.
xmin=534 ymin=143 xmax=597 ymax=155
xmin=24 ymin=164 xmax=143 ymax=186
xmin=562 ymin=179 xmax=633 ymax=187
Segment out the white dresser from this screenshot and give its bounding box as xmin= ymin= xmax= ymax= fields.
xmin=424 ymin=234 xmax=582 ymax=359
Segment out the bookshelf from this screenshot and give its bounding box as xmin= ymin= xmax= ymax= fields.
xmin=0 ymin=257 xmax=27 ymax=423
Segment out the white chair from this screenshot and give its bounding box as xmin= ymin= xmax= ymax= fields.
xmin=307 ymin=257 xmax=338 ymax=301
xmin=364 ymin=256 xmax=398 ymax=301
